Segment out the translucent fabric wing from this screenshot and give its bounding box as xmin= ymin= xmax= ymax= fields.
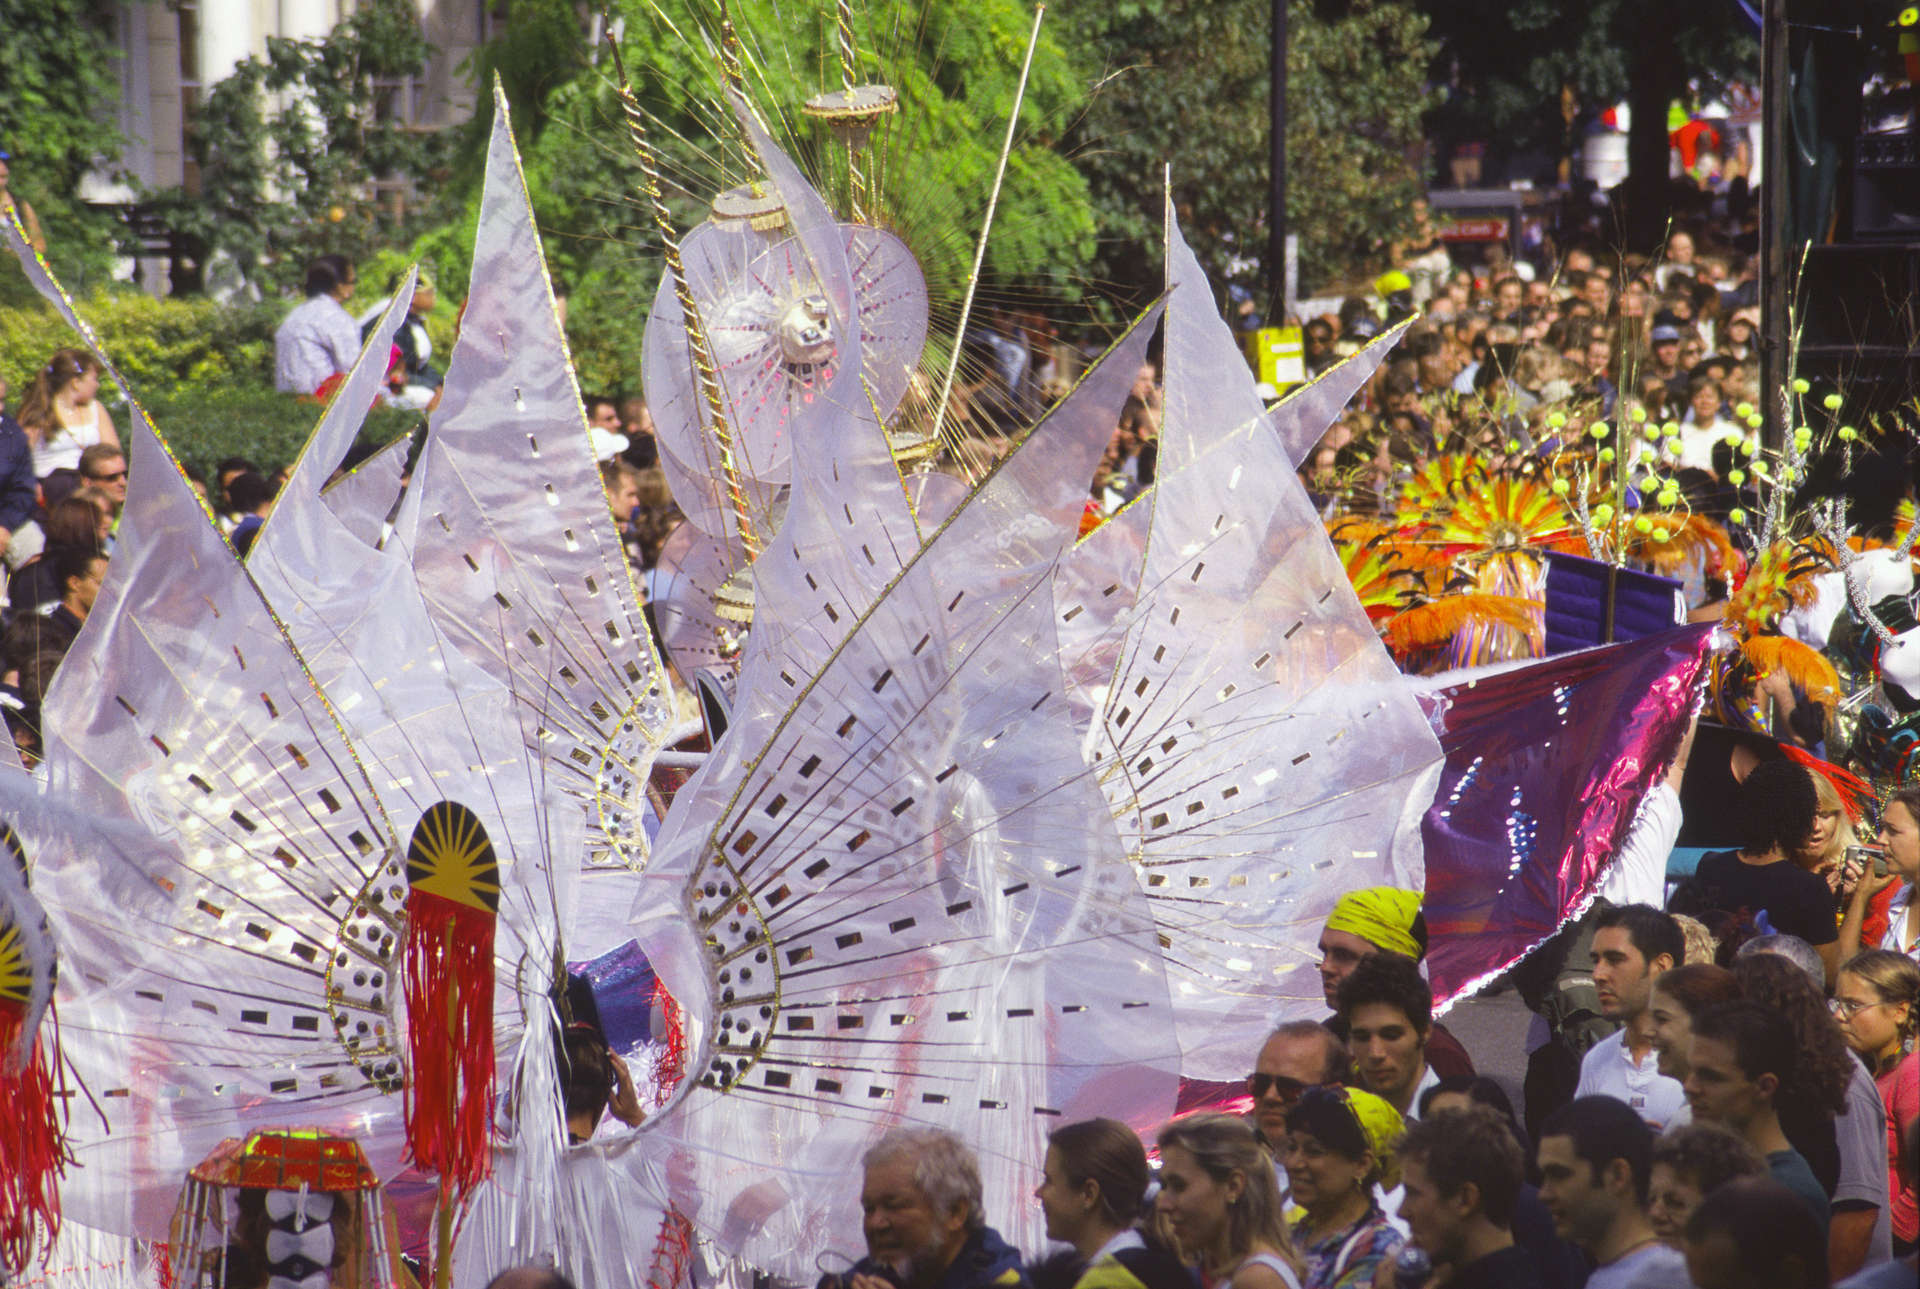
xmin=623 ymin=316 xmax=1181 ymax=1286
xmin=387 ymin=90 xmax=675 ymax=874
xmin=244 ymin=251 xmax=579 ymax=1111
xmin=1059 ymin=324 xmax=1408 ymax=730
xmin=27 ymin=417 xmax=407 ymax=1235
xmin=1 ymin=218 xmax=412 ymax=1236
xmin=1053 ymin=211 xmax=1443 ymax=1079
xmin=320 ymin=432 xmax=409 ymax=547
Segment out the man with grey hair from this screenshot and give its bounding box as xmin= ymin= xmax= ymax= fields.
xmin=822 ymin=1127 xmax=1027 ymax=1289
xmin=1733 ymin=933 xmax=1824 ymax=982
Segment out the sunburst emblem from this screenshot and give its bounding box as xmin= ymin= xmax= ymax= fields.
xmin=404 ymin=802 xmax=501 ymax=914
xmin=0 ymin=823 xmax=33 ymax=1011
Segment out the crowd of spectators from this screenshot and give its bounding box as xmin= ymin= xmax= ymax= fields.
xmin=749 ymin=816 xmax=1914 ymax=1289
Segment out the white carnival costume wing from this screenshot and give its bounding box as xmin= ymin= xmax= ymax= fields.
xmin=320 ymin=432 xmax=410 ymax=547
xmin=1051 ymin=210 xmax=1443 ymax=1079
xmin=244 ymin=268 xmax=581 ymax=1079
xmin=385 ymin=89 xmax=677 ymax=877
xmin=621 ymin=310 xmax=1182 ymax=1274
xmin=597 ymin=114 xmax=1180 ymax=1278
xmin=0 ymin=222 xmax=354 ymax=1284
xmin=6 ymin=400 xmax=407 ymax=1236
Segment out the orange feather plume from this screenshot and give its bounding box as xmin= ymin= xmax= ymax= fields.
xmin=1739 ymin=635 xmax=1841 ymax=702
xmin=1384 ymin=594 xmax=1542 ymax=655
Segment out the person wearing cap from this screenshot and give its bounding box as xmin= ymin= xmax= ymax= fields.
xmin=1318 ymin=888 xmax=1476 ymax=1079
xmin=1644 ymin=323 xmax=1686 ymax=397
xmin=0 ymin=152 xmax=47 ymax=256
xmin=1281 ymin=1086 xmax=1406 ymax=1288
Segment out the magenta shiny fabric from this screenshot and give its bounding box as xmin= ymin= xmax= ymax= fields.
xmin=1419 ymin=625 xmax=1716 ymax=1005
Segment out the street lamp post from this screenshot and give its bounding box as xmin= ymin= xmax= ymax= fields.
xmin=1270 ymin=0 xmax=1288 ymax=318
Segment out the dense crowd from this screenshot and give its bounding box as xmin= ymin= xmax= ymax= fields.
xmin=521 ymin=752 xmax=1914 ymax=1289
xmin=624 ymin=767 xmax=1909 ymax=1289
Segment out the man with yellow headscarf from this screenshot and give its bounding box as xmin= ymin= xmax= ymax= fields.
xmin=1318 ymin=886 xmax=1477 ymax=1079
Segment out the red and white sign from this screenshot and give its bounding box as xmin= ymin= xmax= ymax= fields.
xmin=1441 ymin=218 xmax=1509 ymax=242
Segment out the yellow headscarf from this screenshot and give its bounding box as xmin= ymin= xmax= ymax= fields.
xmin=1342 ymin=1087 xmax=1406 ymax=1189
xmin=1324 ymin=887 xmax=1424 ymax=960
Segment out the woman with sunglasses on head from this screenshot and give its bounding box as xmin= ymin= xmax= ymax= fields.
xmin=1156 ymin=1113 xmax=1305 ymax=1289
xmin=1280 ymin=1087 xmax=1405 ymax=1289
xmin=1833 ymin=950 xmax=1920 ymax=1255
xmin=1033 ymin=1118 xmax=1192 ymax=1289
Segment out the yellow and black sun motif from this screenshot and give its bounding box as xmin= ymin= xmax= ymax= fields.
xmin=0 ymin=915 xmax=30 ymax=1011
xmin=404 ymin=802 xmax=501 ymax=914
xmin=1 ymin=823 xmax=41 ymax=1012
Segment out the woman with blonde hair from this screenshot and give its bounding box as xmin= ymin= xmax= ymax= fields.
xmin=1155 ymin=1113 xmax=1304 ymax=1289
xmin=16 ymin=348 xmax=119 ymax=478
xmin=1794 ymin=768 xmax=1858 ymax=898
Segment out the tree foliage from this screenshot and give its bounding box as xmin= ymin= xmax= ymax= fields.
xmin=1065 ymin=0 xmax=1439 ymax=307
xmin=0 ymin=0 xmax=126 ymax=295
xmin=149 ymin=0 xmax=454 ymax=294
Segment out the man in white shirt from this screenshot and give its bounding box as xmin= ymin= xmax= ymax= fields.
xmin=274 ymin=255 xmax=363 ymax=395
xmin=1574 ymin=904 xmax=1686 ymax=1129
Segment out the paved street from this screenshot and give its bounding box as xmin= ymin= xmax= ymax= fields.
xmin=1440 ymin=981 xmax=1534 ymax=1113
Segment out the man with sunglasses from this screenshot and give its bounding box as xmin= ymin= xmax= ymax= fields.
xmin=1249 ymin=1021 xmax=1350 ymax=1149
xmin=78 ymin=444 xmax=127 ymax=520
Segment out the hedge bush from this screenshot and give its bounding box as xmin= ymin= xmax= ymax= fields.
xmin=0 ymin=288 xmax=281 ymax=402
xmin=134 ymin=388 xmax=420 ymax=483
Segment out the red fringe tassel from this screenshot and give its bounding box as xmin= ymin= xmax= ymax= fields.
xmin=650 ymin=981 xmax=686 ymax=1096
xmin=644 ymin=1210 xmax=695 ymax=1289
xmin=402 ymin=891 xmax=496 ymax=1191
xmin=0 ymin=1010 xmax=63 ymax=1271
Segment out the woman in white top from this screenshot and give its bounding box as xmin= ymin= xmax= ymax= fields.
xmin=1674 ymin=376 xmax=1745 ymax=475
xmin=1156 ymin=1112 xmax=1306 ymax=1289
xmin=1842 ymin=784 xmax=1920 ymax=963
xmin=17 ymin=348 xmax=119 ymax=479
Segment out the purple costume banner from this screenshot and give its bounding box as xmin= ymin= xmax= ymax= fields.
xmin=1418 ymin=624 xmax=1715 ymax=1005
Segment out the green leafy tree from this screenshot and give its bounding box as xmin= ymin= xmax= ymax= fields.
xmin=1065 ymin=0 xmax=1439 ymax=308
xmin=151 ymin=0 xmax=453 ymax=294
xmin=0 ymin=0 xmax=125 ymax=297
xmin=1423 ymin=0 xmax=1760 ymax=247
